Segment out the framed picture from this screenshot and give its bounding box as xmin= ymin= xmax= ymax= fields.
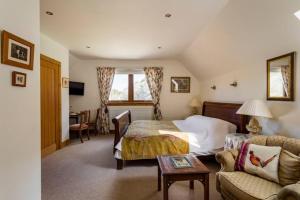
xmin=12 ymin=71 xmax=27 ymax=87
xmin=62 ymin=77 xmax=69 ymax=88
xmin=267 ymin=52 xmax=295 ymax=101
xmin=171 ymin=77 xmax=190 ymax=93
xmin=1 ymin=30 xmax=35 ymax=70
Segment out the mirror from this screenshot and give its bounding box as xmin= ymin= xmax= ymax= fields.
xmin=267 ymin=52 xmax=295 ymax=101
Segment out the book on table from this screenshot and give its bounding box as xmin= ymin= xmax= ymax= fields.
xmin=170 ymin=156 xmax=192 ymax=168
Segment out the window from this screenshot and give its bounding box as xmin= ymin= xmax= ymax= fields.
xmin=109 ymin=74 xmax=152 ymax=105
xmin=109 ymin=74 xmax=128 ymax=101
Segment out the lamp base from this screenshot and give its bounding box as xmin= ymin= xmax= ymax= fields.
xmin=191 ymin=107 xmax=199 ymax=115
xmin=246 ymin=117 xmax=262 ymax=135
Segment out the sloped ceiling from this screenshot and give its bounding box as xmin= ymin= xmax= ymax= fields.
xmin=180 ymin=0 xmax=300 ymax=79
xmin=41 ymin=0 xmax=228 ymax=60
xmin=41 ymin=0 xmax=300 ymax=79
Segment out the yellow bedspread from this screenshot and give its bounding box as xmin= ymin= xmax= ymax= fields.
xmin=121 ymin=120 xmax=189 ymax=160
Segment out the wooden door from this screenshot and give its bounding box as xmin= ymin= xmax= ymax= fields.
xmin=40 ymin=54 xmax=61 ymax=157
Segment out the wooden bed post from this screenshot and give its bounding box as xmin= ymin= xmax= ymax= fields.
xmin=116 ymin=159 xmax=123 ymax=170
xmin=112 ymin=110 xmax=131 ymax=170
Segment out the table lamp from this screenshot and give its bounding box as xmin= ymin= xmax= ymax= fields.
xmin=189 ymin=98 xmax=201 ymax=115
xmin=236 ymin=99 xmax=273 ymax=135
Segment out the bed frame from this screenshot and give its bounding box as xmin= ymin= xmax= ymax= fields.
xmin=112 ymin=101 xmax=249 ymax=169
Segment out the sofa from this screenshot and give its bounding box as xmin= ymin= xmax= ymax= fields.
xmin=216 ymin=135 xmax=300 ymax=200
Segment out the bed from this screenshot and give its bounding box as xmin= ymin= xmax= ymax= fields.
xmin=112 ymin=101 xmax=249 ymax=169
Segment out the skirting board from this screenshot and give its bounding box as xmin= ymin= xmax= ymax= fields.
xmin=60 ymin=139 xmax=70 ymax=148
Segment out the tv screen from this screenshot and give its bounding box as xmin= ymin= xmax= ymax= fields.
xmin=69 ymin=81 xmax=84 ymax=96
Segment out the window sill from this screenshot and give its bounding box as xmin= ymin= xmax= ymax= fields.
xmin=108 ymin=101 xmax=153 ymax=106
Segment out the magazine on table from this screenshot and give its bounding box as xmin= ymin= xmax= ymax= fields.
xmin=170 ymin=156 xmax=192 ymax=168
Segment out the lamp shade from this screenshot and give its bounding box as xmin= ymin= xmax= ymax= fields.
xmin=237 ymin=99 xmax=273 ymax=118
xmin=189 ymin=98 xmax=201 ymax=107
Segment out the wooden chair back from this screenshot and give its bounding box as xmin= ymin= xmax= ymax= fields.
xmin=79 ymin=110 xmax=90 ymax=129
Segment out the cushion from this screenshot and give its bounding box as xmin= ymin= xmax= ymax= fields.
xmin=282 ymin=138 xmax=300 ymax=156
xmin=248 ymin=135 xmax=268 ymax=146
xmin=279 ymin=150 xmax=300 ymax=186
xmin=218 ymin=171 xmax=282 ymax=200
xmin=173 ymin=115 xmax=237 ymax=151
xmin=70 ymin=123 xmax=88 ymax=130
xmin=266 ymin=136 xmax=287 ymax=147
xmin=235 ymin=142 xmax=281 ymax=183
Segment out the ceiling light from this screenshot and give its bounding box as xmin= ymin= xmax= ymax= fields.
xmin=295 ymin=10 xmax=300 ymax=20
xmin=157 ymin=46 xmax=162 ymax=49
xmin=164 ymin=13 xmax=172 ymax=18
xmin=86 ymin=46 xmax=91 ymax=49
xmin=46 ymin=11 xmax=54 ymax=16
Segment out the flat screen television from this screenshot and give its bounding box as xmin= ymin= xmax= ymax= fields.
xmin=69 ymin=81 xmax=84 ymax=96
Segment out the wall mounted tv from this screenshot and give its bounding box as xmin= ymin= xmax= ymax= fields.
xmin=69 ymin=81 xmax=85 ymax=96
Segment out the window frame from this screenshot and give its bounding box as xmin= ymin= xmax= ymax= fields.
xmin=108 ymin=74 xmax=153 ymax=106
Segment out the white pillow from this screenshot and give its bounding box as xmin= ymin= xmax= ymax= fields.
xmin=183 ymin=115 xmax=237 ymax=134
xmin=174 ymin=115 xmax=237 ymax=150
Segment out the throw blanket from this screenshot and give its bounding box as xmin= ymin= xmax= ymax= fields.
xmin=121 ymin=120 xmax=189 ymax=160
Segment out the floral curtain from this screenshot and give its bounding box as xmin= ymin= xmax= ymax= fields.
xmin=144 ymin=67 xmax=163 ymax=120
xmin=96 ymin=67 xmax=115 ymax=134
xmin=281 ymin=65 xmax=290 ymax=97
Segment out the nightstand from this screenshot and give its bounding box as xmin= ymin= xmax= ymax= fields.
xmin=224 ymin=133 xmax=251 ymax=150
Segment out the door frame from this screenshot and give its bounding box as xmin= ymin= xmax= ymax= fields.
xmin=40 ymin=54 xmax=62 ymax=154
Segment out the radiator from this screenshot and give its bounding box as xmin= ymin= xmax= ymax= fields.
xmin=108 ymin=106 xmax=153 ymax=130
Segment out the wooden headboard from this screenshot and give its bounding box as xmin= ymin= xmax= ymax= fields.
xmin=202 ymin=101 xmax=249 ymax=133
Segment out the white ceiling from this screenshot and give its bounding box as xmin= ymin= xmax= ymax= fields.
xmin=40 ymin=0 xmax=228 ymax=59
xmin=180 ymin=0 xmax=300 ymax=79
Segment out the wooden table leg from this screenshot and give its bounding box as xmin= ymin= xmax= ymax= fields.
xmin=158 ymin=166 xmax=161 ymax=191
xmin=203 ymin=174 xmax=209 ymax=200
xmin=163 ymin=176 xmax=168 ymax=200
xmin=189 ymin=180 xmax=194 ymax=190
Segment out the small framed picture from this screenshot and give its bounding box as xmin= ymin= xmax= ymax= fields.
xmin=12 ymin=71 xmax=27 ymax=87
xmin=171 ymin=77 xmax=191 ymax=93
xmin=62 ymin=77 xmax=69 ymax=88
xmin=1 ymin=30 xmax=35 ymax=70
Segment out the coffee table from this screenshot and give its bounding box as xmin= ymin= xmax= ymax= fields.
xmin=157 ymin=154 xmax=210 ymax=200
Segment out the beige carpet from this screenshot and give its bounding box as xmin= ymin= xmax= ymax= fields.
xmin=42 ymin=135 xmax=223 ymax=200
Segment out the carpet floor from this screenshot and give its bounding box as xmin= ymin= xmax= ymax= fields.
xmin=42 ymin=135 xmax=223 ymax=200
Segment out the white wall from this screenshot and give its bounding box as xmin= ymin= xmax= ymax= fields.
xmin=179 ymin=0 xmax=300 ymax=139
xmin=200 ymin=59 xmax=300 ymax=139
xmin=69 ymin=55 xmax=200 ymax=121
xmin=40 ymin=33 xmax=70 ymax=142
xmin=0 ymin=0 xmax=41 ymax=199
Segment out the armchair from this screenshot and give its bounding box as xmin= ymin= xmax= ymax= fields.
xmin=216 ymin=135 xmax=300 ymax=200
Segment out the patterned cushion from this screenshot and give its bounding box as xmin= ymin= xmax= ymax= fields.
xmin=70 ymin=123 xmax=88 ymax=130
xmin=218 ymin=171 xmax=282 ymax=200
xmin=279 ymin=150 xmax=300 ymax=186
xmin=235 ymin=143 xmax=281 ymax=183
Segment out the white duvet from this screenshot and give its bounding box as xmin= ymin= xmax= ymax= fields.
xmin=114 ymin=115 xmax=237 ymax=158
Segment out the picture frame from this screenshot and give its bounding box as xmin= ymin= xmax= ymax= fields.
xmin=171 ymin=77 xmax=190 ymax=93
xmin=12 ymin=71 xmax=27 ymax=87
xmin=62 ymin=77 xmax=69 ymax=88
xmin=267 ymin=52 xmax=295 ymax=101
xmin=1 ymin=30 xmax=35 ymax=70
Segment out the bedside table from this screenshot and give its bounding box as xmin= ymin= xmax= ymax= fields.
xmin=224 ymin=133 xmax=251 ymax=150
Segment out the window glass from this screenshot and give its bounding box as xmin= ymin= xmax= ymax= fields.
xmin=109 ymin=74 xmax=128 ymax=100
xmin=134 ymin=74 xmax=152 ymax=101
